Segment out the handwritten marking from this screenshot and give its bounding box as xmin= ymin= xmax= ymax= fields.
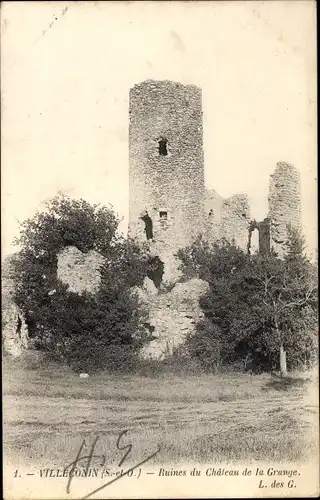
xmin=116 ymin=430 xmax=132 ymax=466
xmin=64 ymin=432 xmax=161 ymax=499
xmin=82 ymin=447 xmax=161 ymax=499
xmin=64 ymin=436 xmax=106 ymax=494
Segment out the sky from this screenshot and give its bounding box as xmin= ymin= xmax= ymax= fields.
xmin=2 ymin=1 xmax=317 ymax=258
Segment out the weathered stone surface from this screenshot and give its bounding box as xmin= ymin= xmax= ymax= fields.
xmin=205 ymin=189 xmax=224 ymax=240
xmin=139 ymin=278 xmax=209 ymax=360
xmin=2 ymin=255 xmax=30 ymax=357
xmin=57 ymin=246 xmax=105 ymax=294
xmin=128 ymin=80 xmax=205 ymax=284
xmin=2 ymin=301 xmax=29 ymax=358
xmin=142 ymin=276 xmax=158 ymax=296
xmin=268 ymin=162 xmax=302 ymax=257
xmin=170 ymin=278 xmax=210 ymax=308
xmin=205 ymin=190 xmax=251 ymax=250
xmin=127 ymin=82 xmax=304 ymax=282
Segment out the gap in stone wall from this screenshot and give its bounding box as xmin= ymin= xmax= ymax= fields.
xmin=147 ymin=255 xmax=165 ymax=289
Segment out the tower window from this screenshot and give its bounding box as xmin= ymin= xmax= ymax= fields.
xmin=159 ymin=211 xmax=168 ymax=220
xmin=158 ymin=138 xmax=168 ymax=156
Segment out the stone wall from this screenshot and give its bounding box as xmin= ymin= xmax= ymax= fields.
xmin=268 ymin=162 xmax=302 ymax=257
xmin=2 ymin=301 xmax=29 ymax=357
xmin=204 ymin=189 xmax=224 ymax=241
xmin=57 ymin=246 xmax=105 ymax=294
xmin=128 ymin=80 xmax=205 ymax=283
xmin=2 ymin=256 xmax=29 ymax=357
xmin=205 ymin=190 xmax=251 ymax=250
xmin=133 ymin=278 xmax=209 ymax=360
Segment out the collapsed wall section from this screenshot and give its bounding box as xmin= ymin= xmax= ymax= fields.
xmin=132 ymin=278 xmax=209 ymax=360
xmin=205 ymin=190 xmax=251 ymax=250
xmin=57 ymin=246 xmax=105 ymax=294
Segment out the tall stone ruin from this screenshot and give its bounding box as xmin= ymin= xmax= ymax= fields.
xmin=268 ymin=161 xmax=302 ymax=257
xmin=128 ymin=79 xmax=253 ymax=283
xmin=128 ymin=80 xmax=205 ymax=283
xmin=127 ymin=79 xmax=255 ymax=357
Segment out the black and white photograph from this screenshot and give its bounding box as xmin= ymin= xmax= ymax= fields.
xmin=2 ymin=1 xmax=318 ymax=498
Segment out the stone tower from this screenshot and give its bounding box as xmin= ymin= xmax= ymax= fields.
xmin=129 ymin=80 xmax=205 ymax=282
xmin=268 ymin=161 xmax=302 ymax=257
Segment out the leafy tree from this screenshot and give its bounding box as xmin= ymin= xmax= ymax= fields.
xmin=241 ymin=251 xmax=317 ymax=376
xmin=10 ymin=194 xmax=152 ymax=371
xmin=177 ymin=235 xmax=246 ymax=283
xmin=178 ymin=232 xmax=318 ymax=375
xmin=178 ymin=238 xmax=252 ymax=372
xmin=283 ymin=224 xmax=309 ymax=266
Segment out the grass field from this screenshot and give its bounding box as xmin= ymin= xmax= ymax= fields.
xmin=3 ymin=358 xmax=318 ymax=470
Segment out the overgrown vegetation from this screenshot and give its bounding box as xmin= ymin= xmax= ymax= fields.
xmin=9 ymin=195 xmax=154 ymax=371
xmin=7 ymin=193 xmax=318 ymax=376
xmin=177 ymin=228 xmax=318 ymax=375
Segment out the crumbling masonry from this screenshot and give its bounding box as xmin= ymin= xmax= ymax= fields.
xmin=268 ymin=162 xmax=302 ymax=257
xmin=128 ymin=80 xmax=302 ymax=280
xmin=2 ymin=79 xmax=303 ymax=360
xmin=127 ymin=79 xmax=302 ymax=358
xmin=129 ymin=80 xmax=205 ymax=283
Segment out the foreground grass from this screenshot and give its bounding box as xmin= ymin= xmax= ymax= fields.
xmin=3 ymin=359 xmax=318 ymax=468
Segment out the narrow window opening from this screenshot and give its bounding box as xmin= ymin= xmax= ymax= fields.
xmin=159 ymin=211 xmax=168 ymax=221
xmin=158 ymin=138 xmax=168 ymax=156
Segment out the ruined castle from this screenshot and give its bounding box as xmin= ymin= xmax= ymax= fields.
xmin=128 ymin=79 xmax=302 ymax=283
xmin=3 ymin=79 xmax=303 ymax=360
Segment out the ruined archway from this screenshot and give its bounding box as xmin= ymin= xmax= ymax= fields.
xmin=248 ymin=218 xmax=271 ymax=256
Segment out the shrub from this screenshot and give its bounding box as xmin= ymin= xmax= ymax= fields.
xmin=178 ymin=230 xmax=318 ymax=375
xmin=10 ymin=195 xmax=153 ymax=371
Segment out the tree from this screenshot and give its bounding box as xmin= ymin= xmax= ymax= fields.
xmin=283 ymin=224 xmax=309 ymax=266
xmin=10 ymin=194 xmax=153 ymax=371
xmin=243 ymin=251 xmax=317 ymax=376
xmin=178 ymin=232 xmax=318 ymax=375
xmin=178 ymin=238 xmax=253 ymax=371
xmin=177 ymin=235 xmax=247 ymax=283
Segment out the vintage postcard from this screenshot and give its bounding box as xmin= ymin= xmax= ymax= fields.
xmin=1 ymin=1 xmax=318 ymax=499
